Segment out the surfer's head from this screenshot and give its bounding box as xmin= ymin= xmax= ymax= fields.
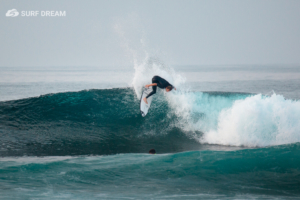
xmin=166 ymin=86 xmax=173 ymax=92
xmin=149 ymin=149 xmax=156 ymax=154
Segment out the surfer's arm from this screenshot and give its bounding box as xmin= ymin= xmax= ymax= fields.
xmin=145 ymin=83 xmax=157 ymax=88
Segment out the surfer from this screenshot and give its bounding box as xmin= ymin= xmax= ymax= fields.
xmin=143 ymin=76 xmax=176 ymax=104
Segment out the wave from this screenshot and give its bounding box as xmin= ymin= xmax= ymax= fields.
xmin=1 ymin=87 xmax=300 ymax=157
xmin=1 ymin=144 xmax=300 ymax=199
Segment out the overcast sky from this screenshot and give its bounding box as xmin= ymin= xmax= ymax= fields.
xmin=1 ymin=0 xmax=300 ymax=67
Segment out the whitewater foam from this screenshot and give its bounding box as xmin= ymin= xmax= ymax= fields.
xmin=201 ymin=93 xmax=300 ymax=147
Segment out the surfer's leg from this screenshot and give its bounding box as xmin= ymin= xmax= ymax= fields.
xmin=146 ymin=86 xmax=157 ymax=99
xmin=143 ymin=86 xmax=156 ymax=104
xmin=143 ymin=77 xmax=158 ymax=104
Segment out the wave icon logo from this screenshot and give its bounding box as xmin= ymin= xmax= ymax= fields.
xmin=6 ymin=9 xmax=19 ymax=17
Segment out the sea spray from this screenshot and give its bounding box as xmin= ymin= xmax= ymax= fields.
xmin=114 ymin=13 xmax=195 ymax=130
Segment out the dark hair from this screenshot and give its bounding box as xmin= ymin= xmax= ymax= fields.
xmin=166 ymin=86 xmax=173 ymax=91
xmin=149 ymin=149 xmax=156 ymax=154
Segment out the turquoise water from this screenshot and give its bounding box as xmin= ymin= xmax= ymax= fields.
xmin=1 ymin=144 xmax=300 ymax=199
xmin=1 ymin=65 xmax=300 ymax=199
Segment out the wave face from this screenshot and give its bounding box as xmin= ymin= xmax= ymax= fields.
xmin=1 ymin=144 xmax=300 ymax=199
xmin=0 ymin=88 xmax=201 ymax=156
xmin=1 ymin=88 xmax=300 ymax=157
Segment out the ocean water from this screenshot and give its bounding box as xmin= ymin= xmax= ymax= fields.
xmin=1 ymin=63 xmax=300 ymax=199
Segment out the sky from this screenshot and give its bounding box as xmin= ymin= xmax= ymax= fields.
xmin=1 ymin=0 xmax=300 ymax=67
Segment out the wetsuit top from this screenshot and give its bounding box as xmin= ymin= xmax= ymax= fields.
xmin=152 ymin=76 xmax=173 ymax=89
xmin=145 ymin=76 xmax=174 ymax=99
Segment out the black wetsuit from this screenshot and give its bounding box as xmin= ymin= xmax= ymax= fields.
xmin=146 ymin=76 xmax=174 ymax=99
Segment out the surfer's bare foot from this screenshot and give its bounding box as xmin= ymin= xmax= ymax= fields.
xmin=143 ymin=97 xmax=148 ymax=104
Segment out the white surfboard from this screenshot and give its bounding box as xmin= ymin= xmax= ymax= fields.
xmin=140 ymin=87 xmax=153 ymax=117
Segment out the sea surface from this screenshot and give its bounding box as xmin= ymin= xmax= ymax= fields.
xmin=1 ymin=64 xmax=300 ymax=199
